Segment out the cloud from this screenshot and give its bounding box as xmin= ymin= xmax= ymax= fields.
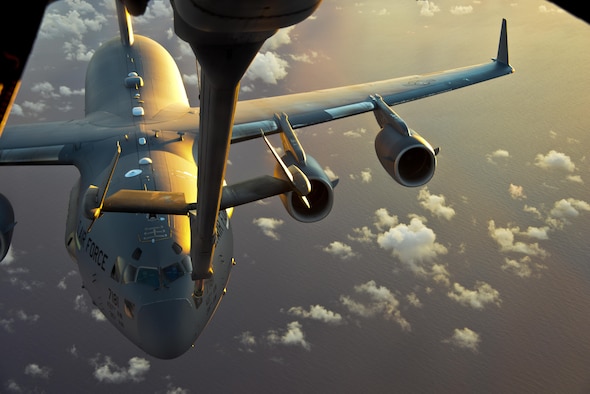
xmin=252 ymin=217 xmax=284 ymax=240
xmin=486 ymin=149 xmax=510 ymax=164
xmin=63 ymin=40 xmax=95 ymax=61
xmin=373 ymin=208 xmax=399 ymax=231
xmin=347 ymin=226 xmax=376 ymax=243
xmin=487 ymin=220 xmax=548 ymax=257
xmin=508 ymin=184 xmax=526 ymax=200
xmin=501 ymin=256 xmax=547 ymax=278
xmin=566 ymin=174 xmax=584 ymax=184
xmin=546 ymin=198 xmax=590 ymax=228
xmin=443 ymin=327 xmax=480 ymax=352
xmin=287 ymin=305 xmax=343 ymax=324
xmin=377 ymin=217 xmax=448 ymax=276
xmin=418 ymin=187 xmax=456 ymax=220
xmin=340 ymin=280 xmax=411 ymax=331
xmin=549 ymin=198 xmax=590 ymax=219
xmin=40 ymin=2 xmax=107 ymax=40
xmin=350 ymin=168 xmax=372 ymax=183
xmin=31 ymin=82 xmax=58 ymax=99
xmin=534 ymin=150 xmax=576 ymax=172
xmin=261 ymin=26 xmax=295 ymax=51
xmin=91 ymin=355 xmax=150 ymax=383
xmin=245 ymin=52 xmax=289 ymax=84
xmin=406 ymin=292 xmax=423 ymax=308
xmin=266 ymin=321 xmax=311 ymax=351
xmin=450 ymin=5 xmax=474 ymax=15
xmin=235 ymin=331 xmax=257 ymax=351
xmin=323 ymin=241 xmax=357 ymax=260
xmin=343 ymin=127 xmax=367 ymax=138
xmin=448 ymin=281 xmax=501 ymax=309
xmin=24 ymin=363 xmax=51 ymax=379
xmin=416 ymin=0 xmax=441 ymax=17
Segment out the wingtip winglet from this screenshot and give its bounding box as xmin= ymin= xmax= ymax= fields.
xmin=496 ymin=18 xmax=510 ymax=67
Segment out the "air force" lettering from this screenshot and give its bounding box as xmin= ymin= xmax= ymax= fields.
xmin=77 ymin=222 xmax=108 ymax=271
xmin=85 ymin=237 xmax=108 ymax=271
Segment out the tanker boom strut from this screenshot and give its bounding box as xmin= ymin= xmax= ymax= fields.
xmin=170 ymin=0 xmax=321 ymax=280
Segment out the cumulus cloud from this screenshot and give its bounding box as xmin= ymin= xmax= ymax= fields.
xmin=340 ymin=280 xmax=411 ymax=331
xmin=448 ymin=281 xmax=501 ymax=309
xmin=24 ymin=363 xmax=51 ymax=379
xmin=267 ymin=321 xmax=311 ymax=351
xmin=501 ymin=256 xmax=547 ymax=278
xmin=347 ymin=226 xmax=376 ymax=244
xmin=40 ymin=1 xmax=107 ymax=40
xmin=508 ymin=184 xmax=526 ymax=200
xmin=31 ymin=82 xmax=58 ymax=99
xmin=373 ymin=208 xmax=399 ymax=231
xmin=534 ymin=150 xmax=576 ymax=172
xmin=487 ymin=220 xmax=548 ymax=257
xmin=91 ymin=355 xmax=150 ymax=383
xmin=418 ymin=187 xmax=456 ymax=220
xmin=245 ymin=52 xmax=289 ymax=84
xmin=406 ymin=292 xmax=423 ymax=308
xmin=486 ymin=149 xmax=510 ymax=164
xmin=444 ymin=327 xmax=480 ymax=352
xmin=287 ymin=305 xmax=343 ymax=324
xmin=235 ymin=331 xmax=257 ymax=351
xmin=343 ymin=127 xmax=367 ymax=138
xmin=377 ymin=217 xmax=448 ymax=276
xmin=322 ymin=241 xmax=357 ymax=260
xmin=252 ymin=217 xmax=284 ymax=240
xmin=546 ymin=198 xmax=590 ymax=228
xmin=416 ymin=0 xmax=441 ymax=17
xmin=261 ymin=26 xmax=295 ymax=51
xmin=450 ymin=5 xmax=473 ymax=15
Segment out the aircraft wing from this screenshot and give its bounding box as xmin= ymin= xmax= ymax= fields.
xmin=0 ymin=118 xmax=127 ymax=165
xmin=231 ymin=19 xmax=512 ymax=143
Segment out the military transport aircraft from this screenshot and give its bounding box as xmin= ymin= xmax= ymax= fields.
xmin=0 ymin=0 xmax=513 ymax=359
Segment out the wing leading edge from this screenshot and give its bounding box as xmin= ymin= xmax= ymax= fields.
xmin=231 ymin=19 xmax=513 ymax=143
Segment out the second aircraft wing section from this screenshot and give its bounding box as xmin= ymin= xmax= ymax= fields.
xmin=231 ymin=19 xmax=513 ymax=143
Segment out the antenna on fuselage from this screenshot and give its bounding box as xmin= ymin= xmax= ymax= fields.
xmin=116 ymin=0 xmax=134 ymax=47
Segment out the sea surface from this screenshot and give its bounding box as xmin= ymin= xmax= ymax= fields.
xmin=1 ymin=1 xmax=589 ymax=393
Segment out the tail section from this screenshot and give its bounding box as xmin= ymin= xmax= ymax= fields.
xmin=496 ymin=18 xmax=509 ymax=66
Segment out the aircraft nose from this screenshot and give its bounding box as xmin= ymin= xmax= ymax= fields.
xmin=137 ymin=298 xmax=198 ymax=359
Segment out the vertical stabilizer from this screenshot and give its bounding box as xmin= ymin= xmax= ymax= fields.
xmin=496 ymin=18 xmax=509 ymax=65
xmin=116 ymin=0 xmax=134 ymax=47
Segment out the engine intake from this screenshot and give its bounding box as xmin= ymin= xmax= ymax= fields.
xmin=275 ymin=154 xmax=334 ymax=223
xmin=375 ymin=124 xmax=436 ymax=187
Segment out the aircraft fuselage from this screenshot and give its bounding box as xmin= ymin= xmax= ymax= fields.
xmin=63 ymin=35 xmax=234 ymax=359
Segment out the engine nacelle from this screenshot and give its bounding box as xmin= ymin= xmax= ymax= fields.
xmin=375 ymin=124 xmax=437 ymax=187
xmin=275 ymin=154 xmax=334 ymax=223
xmin=0 ymin=193 xmax=16 ymax=262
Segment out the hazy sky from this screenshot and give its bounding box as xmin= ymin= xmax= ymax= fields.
xmin=1 ymin=1 xmax=590 ymax=393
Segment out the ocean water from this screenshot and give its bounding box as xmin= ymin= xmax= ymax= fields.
xmin=1 ymin=1 xmax=589 ymax=393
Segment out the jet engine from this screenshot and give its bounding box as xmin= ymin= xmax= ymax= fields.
xmin=0 ymin=193 xmax=16 ymax=262
xmin=374 ymin=123 xmax=437 ymax=187
xmin=275 ymin=154 xmax=335 ymax=223
xmin=371 ymin=95 xmax=437 ymax=187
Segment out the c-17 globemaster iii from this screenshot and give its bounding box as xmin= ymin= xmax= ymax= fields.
xmin=0 ymin=0 xmax=513 ymax=359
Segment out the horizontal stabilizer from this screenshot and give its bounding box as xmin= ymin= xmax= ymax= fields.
xmin=102 ymin=190 xmax=192 ymax=214
xmin=220 ymin=176 xmax=292 ymax=210
xmin=98 ymin=176 xmax=293 ymax=215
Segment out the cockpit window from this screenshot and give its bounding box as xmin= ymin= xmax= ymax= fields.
xmin=136 ymin=267 xmax=160 ymax=288
xmin=123 ymin=264 xmax=137 ymax=284
xmin=112 ymin=257 xmax=188 ymax=287
xmin=162 ymin=262 xmax=184 ymax=284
